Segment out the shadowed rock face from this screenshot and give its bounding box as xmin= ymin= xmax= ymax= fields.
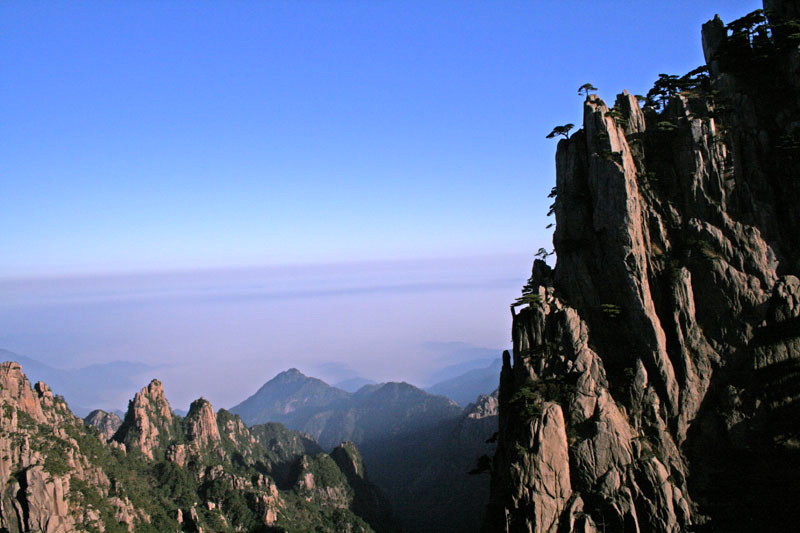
xmin=484 ymin=2 xmax=800 ymax=532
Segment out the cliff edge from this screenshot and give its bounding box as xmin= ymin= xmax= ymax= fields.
xmin=484 ymin=2 xmax=800 ymax=531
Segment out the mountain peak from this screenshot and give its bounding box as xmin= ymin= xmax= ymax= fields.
xmin=371 ymin=381 xmax=441 ymax=401
xmin=113 ymin=379 xmax=176 ymax=460
xmin=0 ymin=360 xmax=62 ymax=425
xmin=0 ymin=361 xmax=27 ymax=396
xmin=230 ymin=369 xmax=351 ymax=426
xmin=185 ymin=397 xmax=221 ymax=449
xmin=187 ymin=396 xmax=213 ymax=414
xmin=277 ymin=368 xmax=306 ymax=379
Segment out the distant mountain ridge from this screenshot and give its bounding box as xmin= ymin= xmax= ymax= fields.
xmin=335 ymin=376 xmax=377 ymax=392
xmin=425 ymin=357 xmax=502 ymax=406
xmin=231 ymin=367 xmax=499 ymax=532
xmin=230 ymin=368 xmax=352 ymax=432
xmin=231 ymin=368 xmax=461 ymax=450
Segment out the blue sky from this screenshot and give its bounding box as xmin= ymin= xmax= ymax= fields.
xmin=1 ymin=0 xmax=760 ymax=278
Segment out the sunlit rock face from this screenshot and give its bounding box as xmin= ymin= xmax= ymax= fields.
xmin=484 ymin=2 xmax=800 ymax=531
xmin=0 ymin=361 xmax=394 ymax=532
xmin=0 ymin=362 xmax=140 ymax=532
xmin=113 ymin=378 xmax=177 ymax=460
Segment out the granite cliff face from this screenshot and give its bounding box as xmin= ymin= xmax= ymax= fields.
xmin=0 ymin=362 xmax=140 ymax=532
xmin=0 ymin=362 xmax=394 ymax=532
xmin=113 ymin=379 xmax=178 ymax=461
xmin=484 ymin=3 xmax=800 ymax=532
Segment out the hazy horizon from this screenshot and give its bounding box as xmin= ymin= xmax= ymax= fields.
xmin=0 ymin=253 xmax=530 ymax=410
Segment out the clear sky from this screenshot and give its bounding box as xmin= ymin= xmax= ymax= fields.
xmin=1 ymin=0 xmax=761 ymax=278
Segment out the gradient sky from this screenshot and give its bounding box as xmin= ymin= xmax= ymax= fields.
xmin=1 ymin=0 xmax=760 ymax=277
xmin=0 ymin=1 xmax=763 ymax=410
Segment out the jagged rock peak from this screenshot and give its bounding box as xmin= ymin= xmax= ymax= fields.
xmin=185 ymin=397 xmax=221 ymax=447
xmin=113 ymin=378 xmax=176 ymax=460
xmin=0 ymin=364 xmax=391 ymax=531
xmin=138 ymin=378 xmax=172 ymax=414
xmin=466 ymin=389 xmax=499 ymax=420
xmin=0 ymin=361 xmax=71 ymax=426
xmin=144 ymin=378 xmax=167 ymax=399
xmin=0 ymin=364 xmax=140 ymax=532
xmin=0 ymin=361 xmax=46 ymax=423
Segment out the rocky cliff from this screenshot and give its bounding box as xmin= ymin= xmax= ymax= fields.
xmin=0 ymin=362 xmax=141 ymax=532
xmin=484 ymin=2 xmax=800 ymax=532
xmin=0 ymin=362 xmax=394 ymax=532
xmin=113 ymin=379 xmax=179 ymax=461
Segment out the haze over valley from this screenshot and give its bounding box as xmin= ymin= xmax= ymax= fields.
xmin=0 ymin=255 xmax=523 ymax=411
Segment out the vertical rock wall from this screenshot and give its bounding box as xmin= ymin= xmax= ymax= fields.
xmin=484 ymin=2 xmax=800 ymax=531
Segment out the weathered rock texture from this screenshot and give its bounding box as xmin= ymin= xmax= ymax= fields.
xmin=113 ymin=378 xmax=178 ymax=460
xmin=0 ymin=361 xmax=393 ymax=532
xmin=484 ymin=2 xmax=800 ymax=531
xmin=0 ymin=362 xmax=140 ymax=532
xmin=84 ymin=409 xmax=122 ymax=441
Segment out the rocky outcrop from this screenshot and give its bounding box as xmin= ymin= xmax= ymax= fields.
xmin=184 ymin=397 xmax=221 ymax=450
xmin=0 ymin=363 xmax=76 ymax=533
xmin=84 ymin=409 xmax=122 ymax=441
xmin=466 ymin=390 xmax=499 ymax=420
xmin=292 ymin=453 xmax=353 ymax=507
xmin=0 ymin=361 xmax=391 ymax=532
xmin=164 ymin=397 xmax=225 ymax=468
xmin=0 ymin=362 xmax=139 ymax=532
xmin=484 ymin=2 xmax=800 ymax=531
xmin=113 ymin=379 xmax=177 ymax=460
